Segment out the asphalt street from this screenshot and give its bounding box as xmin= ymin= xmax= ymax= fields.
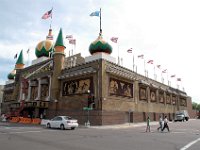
xmin=0 ymin=119 xmax=200 ymax=150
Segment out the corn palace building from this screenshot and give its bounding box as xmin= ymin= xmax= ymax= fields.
xmin=2 ymin=28 xmax=192 ymax=125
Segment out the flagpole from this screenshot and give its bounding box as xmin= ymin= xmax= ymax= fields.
xmin=144 ymin=59 xmax=146 ymax=77
xmin=117 ymin=43 xmax=120 ymax=65
xmin=50 ymin=7 xmax=53 ymax=29
xmin=153 ymin=65 xmax=156 ymax=80
xmin=133 ymin=54 xmax=135 ymax=72
xmin=100 ymin=8 xmax=102 ymax=33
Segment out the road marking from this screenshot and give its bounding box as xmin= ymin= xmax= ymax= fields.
xmin=180 ymin=137 xmax=200 ymax=150
xmin=0 ymin=130 xmax=42 ymax=135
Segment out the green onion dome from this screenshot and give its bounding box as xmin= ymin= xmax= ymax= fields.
xmin=7 ymin=69 xmax=16 ymax=80
xmin=89 ymin=34 xmax=112 ymax=55
xmin=35 ymin=40 xmax=54 ymax=58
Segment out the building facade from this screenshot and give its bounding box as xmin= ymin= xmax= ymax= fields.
xmin=2 ymin=28 xmax=191 ymax=125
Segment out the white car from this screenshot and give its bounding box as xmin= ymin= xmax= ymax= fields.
xmin=46 ymin=116 xmax=78 ymax=130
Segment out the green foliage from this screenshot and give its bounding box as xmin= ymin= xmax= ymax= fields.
xmin=192 ymin=102 xmax=200 ymax=110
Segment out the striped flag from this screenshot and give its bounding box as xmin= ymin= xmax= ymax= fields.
xmin=66 ymin=35 xmax=73 ymax=39
xmin=171 ymin=75 xmax=176 ymax=78
xmin=138 ymin=54 xmax=144 ymax=59
xmin=147 ymin=60 xmax=153 ymax=64
xmin=41 ymin=9 xmax=53 ymax=19
xmin=127 ymin=48 xmax=133 ymax=53
xmin=69 ymin=39 xmax=76 ymax=45
xmin=162 ymin=69 xmax=167 ymax=73
xmin=110 ymin=37 xmax=118 ymax=43
xmin=157 ymin=65 xmax=161 ymax=69
xmin=177 ymin=78 xmax=181 ymax=81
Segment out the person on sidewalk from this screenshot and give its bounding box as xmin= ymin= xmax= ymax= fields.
xmin=146 ymin=116 xmax=151 ymax=132
xmin=157 ymin=115 xmax=163 ymax=131
xmin=161 ymin=116 xmax=170 ymax=132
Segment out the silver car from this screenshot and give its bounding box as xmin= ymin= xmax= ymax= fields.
xmin=46 ymin=116 xmax=78 ymax=130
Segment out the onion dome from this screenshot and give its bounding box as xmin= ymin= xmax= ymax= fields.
xmin=35 ymin=29 xmax=54 ymax=58
xmin=7 ymin=69 xmax=16 ymax=80
xmin=89 ymin=32 xmax=112 ymax=55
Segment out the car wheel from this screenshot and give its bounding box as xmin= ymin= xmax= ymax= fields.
xmin=47 ymin=123 xmax=51 ymax=128
xmin=60 ymin=124 xmax=65 ymax=130
xmin=71 ymin=127 xmax=75 ymax=130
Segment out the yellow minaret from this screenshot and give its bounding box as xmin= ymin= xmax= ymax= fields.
xmin=51 ymin=28 xmax=66 ymax=100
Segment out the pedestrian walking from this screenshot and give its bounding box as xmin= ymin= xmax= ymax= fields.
xmin=146 ymin=116 xmax=151 ymax=132
xmin=157 ymin=115 xmax=163 ymax=131
xmin=161 ymin=116 xmax=170 ymax=132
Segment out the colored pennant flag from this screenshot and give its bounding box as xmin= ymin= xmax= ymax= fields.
xmin=27 ymin=49 xmax=30 ymax=54
xmin=138 ymin=54 xmax=144 ymax=59
xmin=41 ymin=9 xmax=53 ymax=19
xmin=66 ymin=35 xmax=73 ymax=39
xmin=90 ymin=11 xmax=100 ymax=17
xmin=177 ymin=78 xmax=181 ymax=81
xmin=110 ymin=37 xmax=118 ymax=43
xmin=14 ymin=53 xmax=17 ymax=59
xmin=127 ymin=48 xmax=133 ymax=53
xmin=171 ymin=74 xmax=176 ymax=78
xmin=162 ymin=69 xmax=167 ymax=73
xmin=157 ymin=65 xmax=161 ymax=69
xmin=69 ymin=39 xmax=76 ymax=45
xmin=147 ymin=60 xmax=153 ymax=64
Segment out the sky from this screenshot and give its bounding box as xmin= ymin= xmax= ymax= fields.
xmin=0 ymin=0 xmax=200 ymax=103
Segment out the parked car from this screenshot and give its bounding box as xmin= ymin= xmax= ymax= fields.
xmin=174 ymin=110 xmax=190 ymax=122
xmin=46 ymin=116 xmax=78 ymax=130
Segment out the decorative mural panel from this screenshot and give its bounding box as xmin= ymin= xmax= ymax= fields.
xmin=172 ymin=96 xmax=176 ymax=105
xmin=166 ymin=94 xmax=171 ymax=104
xmin=159 ymin=92 xmax=164 ymax=103
xmin=180 ymin=98 xmax=187 ymax=106
xmin=109 ymin=78 xmax=133 ymax=98
xmin=139 ymin=87 xmax=147 ymax=100
xmin=62 ymin=77 xmax=93 ymax=96
xmin=150 ymin=90 xmax=156 ymax=102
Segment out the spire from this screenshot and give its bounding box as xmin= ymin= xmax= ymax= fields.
xmin=54 ymin=28 xmax=65 ymax=48
xmin=15 ymin=50 xmax=24 ymax=69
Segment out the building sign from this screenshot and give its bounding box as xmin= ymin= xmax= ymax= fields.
xmin=109 ymin=78 xmax=133 ymax=98
xmin=62 ymin=77 xmax=93 ymax=96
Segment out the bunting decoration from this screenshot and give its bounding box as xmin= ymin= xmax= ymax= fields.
xmin=66 ymin=35 xmax=73 ymax=39
xmin=147 ymin=60 xmax=153 ymax=64
xmin=171 ymin=75 xmax=176 ymax=78
xmin=127 ymin=48 xmax=133 ymax=53
xmin=138 ymin=54 xmax=144 ymax=59
xmin=68 ymin=39 xmax=76 ymax=45
xmin=110 ymin=37 xmax=118 ymax=43
xmin=162 ymin=69 xmax=167 ymax=73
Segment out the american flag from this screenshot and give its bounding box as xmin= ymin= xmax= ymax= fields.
xmin=110 ymin=37 xmax=118 ymax=43
xmin=69 ymin=39 xmax=76 ymax=45
xmin=127 ymin=48 xmax=133 ymax=53
xmin=66 ymin=35 xmax=73 ymax=39
xmin=147 ymin=60 xmax=153 ymax=64
xmin=41 ymin=9 xmax=53 ymax=19
xmin=138 ymin=54 xmax=144 ymax=59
